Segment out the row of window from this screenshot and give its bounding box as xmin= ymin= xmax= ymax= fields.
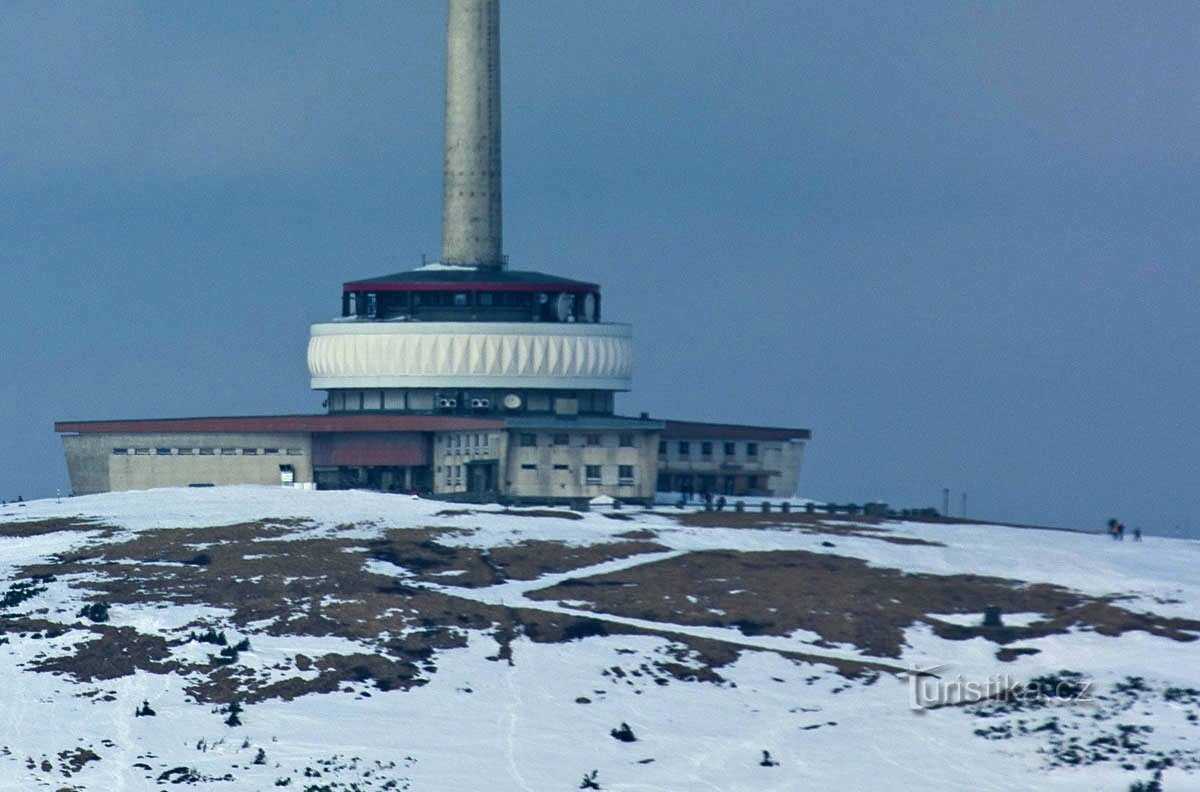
xmin=517 ymin=463 xmax=636 ymax=483
xmin=112 ymin=447 xmax=304 ymax=456
xmin=518 ymin=433 xmax=636 ymax=448
xmin=659 ymin=440 xmax=758 ymax=457
xmin=438 ymin=433 xmax=493 ymax=454
xmin=657 ymin=472 xmax=761 ymax=493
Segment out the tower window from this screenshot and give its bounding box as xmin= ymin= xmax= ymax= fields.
xmin=585 ymin=434 xmax=601 ymax=447
xmin=701 ymin=441 xmax=713 ymax=456
xmin=724 ymin=441 xmax=736 ymax=455
xmin=747 ymin=442 xmax=758 ymax=457
xmin=678 ymin=441 xmax=690 ymax=456
xmin=618 ymin=434 xmax=634 ymax=448
xmin=585 ymin=465 xmax=602 ymax=483
xmin=618 ymin=465 xmax=634 ymax=482
xmin=519 ymin=433 xmax=537 ymax=447
xmin=553 ymin=433 xmax=570 ymax=446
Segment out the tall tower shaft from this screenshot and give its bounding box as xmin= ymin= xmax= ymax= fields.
xmin=441 ymin=0 xmax=503 ymax=269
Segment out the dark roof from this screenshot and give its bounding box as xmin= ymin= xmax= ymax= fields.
xmin=344 ymin=268 xmax=598 ymax=293
xmin=661 ymin=420 xmax=811 ymax=441
xmin=55 ymin=414 xmax=504 ymax=435
xmin=503 ymin=415 xmax=664 ymax=431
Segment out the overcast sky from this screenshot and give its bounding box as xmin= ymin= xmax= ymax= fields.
xmin=2 ymin=2 xmax=1197 ymax=535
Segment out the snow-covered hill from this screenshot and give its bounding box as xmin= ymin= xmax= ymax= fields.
xmin=0 ymin=487 xmax=1196 ymax=791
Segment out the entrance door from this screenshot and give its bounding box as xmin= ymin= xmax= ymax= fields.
xmin=469 ymin=462 xmax=496 ymax=493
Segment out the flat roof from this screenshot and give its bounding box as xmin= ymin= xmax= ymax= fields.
xmin=345 ymin=268 xmax=598 ymax=293
xmin=661 ymin=420 xmax=811 ymax=441
xmin=55 ymin=414 xmax=505 ymax=435
xmin=503 ymin=415 xmax=665 ymax=431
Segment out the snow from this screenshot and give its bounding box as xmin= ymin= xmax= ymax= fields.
xmin=0 ymin=486 xmax=1196 ymax=790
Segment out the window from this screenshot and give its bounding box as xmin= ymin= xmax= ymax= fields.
xmin=553 ymin=433 xmax=570 ymax=446
xmin=553 ymin=464 xmax=570 ymax=470
xmin=701 ymin=441 xmax=713 ymax=456
xmin=221 ymin=448 xmax=238 ymax=455
xmin=678 ymin=441 xmax=690 ymax=456
xmin=519 ymin=433 xmax=537 ymax=447
xmin=198 ymin=448 xmax=215 ymax=456
xmin=366 ymin=292 xmax=377 ymax=318
xmin=156 ymin=448 xmax=172 ymax=455
xmin=520 ymin=463 xmax=538 ymax=470
xmin=585 ymin=434 xmax=601 ymax=447
xmin=264 ymin=448 xmax=279 ymax=455
xmin=112 ymin=448 xmax=128 ymax=455
xmin=724 ymin=441 xmax=736 ymax=456
xmin=656 ymin=472 xmax=671 ymax=491
xmin=658 ymin=440 xmax=667 ymax=455
xmin=618 ymin=433 xmax=634 ymax=448
xmin=478 ymin=293 xmax=494 ymax=307
xmin=585 ymin=465 xmax=602 ymax=483
xmin=241 ymin=448 xmax=258 ymax=456
xmin=135 ymin=448 xmax=151 ymax=455
xmin=286 ymin=448 xmax=304 ymax=456
xmin=618 ymin=465 xmax=634 ymax=482
xmin=747 ymin=442 xmax=758 ymax=457
xmin=453 ymin=292 xmax=468 ymax=307
xmin=747 ymin=475 xmax=759 ymax=490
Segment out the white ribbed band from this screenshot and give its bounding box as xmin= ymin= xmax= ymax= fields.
xmin=308 ymin=321 xmax=633 ymax=391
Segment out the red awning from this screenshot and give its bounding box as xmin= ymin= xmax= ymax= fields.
xmin=311 ymin=432 xmax=431 ymax=467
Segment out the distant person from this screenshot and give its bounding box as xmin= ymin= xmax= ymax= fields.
xmin=1117 ymin=522 xmax=1126 ymax=541
xmin=1133 ymin=527 xmax=1142 ymax=542
xmin=716 ymin=495 xmax=726 ymax=512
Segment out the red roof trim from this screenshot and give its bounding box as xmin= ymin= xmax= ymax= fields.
xmin=661 ymin=420 xmax=811 ymax=441
xmin=55 ymin=414 xmax=505 ymax=435
xmin=343 ymin=282 xmax=597 ymax=293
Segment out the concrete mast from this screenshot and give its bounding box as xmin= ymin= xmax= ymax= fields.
xmin=440 ymin=0 xmax=503 ymax=269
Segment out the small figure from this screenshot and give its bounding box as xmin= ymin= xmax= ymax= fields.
xmin=1133 ymin=527 xmax=1142 ymax=542
xmin=760 ymin=750 xmax=779 ymax=767
xmin=1107 ymin=519 xmax=1119 ymax=540
xmin=716 ymin=495 xmax=726 ymax=512
xmin=1117 ymin=522 xmax=1126 ymax=541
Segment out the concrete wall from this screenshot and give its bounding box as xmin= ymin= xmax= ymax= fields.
xmin=62 ymin=433 xmax=313 ymax=495
xmin=432 ymin=429 xmax=505 ymax=495
xmin=500 ymin=429 xmax=659 ymax=503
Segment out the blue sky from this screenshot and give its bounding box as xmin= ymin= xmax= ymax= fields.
xmin=2 ymin=2 xmax=1197 ymax=534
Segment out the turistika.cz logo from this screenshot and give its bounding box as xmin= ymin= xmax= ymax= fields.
xmin=902 ymin=664 xmax=1095 ymax=712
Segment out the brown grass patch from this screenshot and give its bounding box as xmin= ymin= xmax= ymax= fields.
xmin=0 ymin=518 xmax=114 ymax=538
xmin=527 ymin=549 xmax=1200 ymax=658
xmin=668 ymin=511 xmax=944 ymax=546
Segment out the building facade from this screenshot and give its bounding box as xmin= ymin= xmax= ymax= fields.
xmin=54 ymin=0 xmax=810 ymax=504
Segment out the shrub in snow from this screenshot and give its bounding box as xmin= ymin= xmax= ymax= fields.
xmin=253 ymin=748 xmax=266 ymax=765
xmin=135 ymin=700 xmax=155 ymax=717
xmin=579 ymin=769 xmax=601 ymax=789
xmin=760 ymin=750 xmax=779 ymax=767
xmin=610 ymin=722 xmax=636 ymax=742
xmin=225 ymin=701 xmax=243 ymax=727
xmin=77 ymin=601 xmax=110 ymax=622
xmin=190 ymin=628 xmax=227 ymax=646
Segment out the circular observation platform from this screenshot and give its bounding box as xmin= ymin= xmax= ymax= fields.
xmin=307 ymin=321 xmax=633 ymax=391
xmin=341 ymin=266 xmax=601 ymax=323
